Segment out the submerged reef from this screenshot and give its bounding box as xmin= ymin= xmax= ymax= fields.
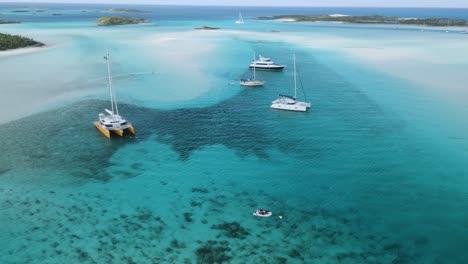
xmin=256 ymin=14 xmax=468 ymax=27
xmin=96 ymin=16 xmax=148 ymax=26
xmin=195 ymin=240 xmax=232 ymax=264
xmin=192 ymin=187 xmax=209 ymax=193
xmin=0 ymin=33 xmax=44 ymax=51
xmin=211 ymin=222 xmax=250 ymax=239
xmin=0 ymin=183 xmax=430 ymax=263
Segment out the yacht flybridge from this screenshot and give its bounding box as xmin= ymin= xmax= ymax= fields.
xmin=249 ymin=55 xmax=285 ymax=70
xmin=240 ymin=52 xmax=265 ymax=87
xmin=271 ymin=54 xmax=311 ymax=112
xmin=94 ymin=52 xmax=135 ymax=138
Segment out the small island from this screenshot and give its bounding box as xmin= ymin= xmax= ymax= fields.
xmin=96 ymin=16 xmax=148 ymax=26
xmin=256 ymin=15 xmax=468 ymax=27
xmin=194 ymin=26 xmax=220 ymax=30
xmin=0 ymin=33 xmax=45 ymax=51
xmin=0 ymin=20 xmax=20 ymax=24
xmin=105 ymin=8 xmax=149 ymax=13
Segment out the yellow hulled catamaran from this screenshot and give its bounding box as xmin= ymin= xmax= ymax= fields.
xmin=94 ymin=51 xmax=135 ymax=138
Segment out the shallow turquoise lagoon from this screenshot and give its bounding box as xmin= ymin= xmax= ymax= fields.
xmin=1 ymin=4 xmax=468 ymax=264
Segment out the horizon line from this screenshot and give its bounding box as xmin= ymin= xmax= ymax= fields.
xmin=1 ymin=2 xmax=468 ymax=9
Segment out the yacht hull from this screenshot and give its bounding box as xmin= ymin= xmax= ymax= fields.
xmin=94 ymin=121 xmax=111 ymax=138
xmin=270 ymin=102 xmax=310 ymax=112
xmin=249 ymin=65 xmax=284 ymax=70
xmin=113 ymin=130 xmax=124 ymax=137
xmin=240 ymin=80 xmax=265 ymax=87
xmin=94 ymin=122 xmax=136 ymax=138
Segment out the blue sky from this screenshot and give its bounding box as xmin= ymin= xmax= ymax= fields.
xmin=1 ymin=0 xmax=468 ymax=8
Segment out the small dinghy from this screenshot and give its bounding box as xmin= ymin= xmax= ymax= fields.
xmin=253 ymin=209 xmax=272 ymax=217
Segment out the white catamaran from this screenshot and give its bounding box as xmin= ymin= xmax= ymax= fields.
xmin=271 ymin=54 xmax=311 ymax=112
xmin=94 ymin=51 xmax=135 ymax=138
xmin=235 ymin=12 xmax=244 ymax=24
xmin=240 ymin=52 xmax=265 ymax=87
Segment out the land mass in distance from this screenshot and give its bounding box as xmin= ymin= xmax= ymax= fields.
xmin=0 ymin=20 xmax=20 ymax=24
xmin=256 ymin=15 xmax=468 ymax=27
xmin=0 ymin=33 xmax=45 ymax=51
xmin=105 ymin=8 xmax=150 ymax=13
xmin=96 ymin=16 xmax=149 ymax=26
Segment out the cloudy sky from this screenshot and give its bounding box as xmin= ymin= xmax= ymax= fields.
xmin=0 ymin=0 xmax=467 ymax=8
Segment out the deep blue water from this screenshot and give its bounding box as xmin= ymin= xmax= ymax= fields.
xmin=1 ymin=3 xmax=468 ymax=264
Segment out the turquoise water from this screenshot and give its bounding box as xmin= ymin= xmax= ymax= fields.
xmin=1 ymin=4 xmax=468 ymax=264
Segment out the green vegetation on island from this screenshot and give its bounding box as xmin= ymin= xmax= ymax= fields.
xmin=0 ymin=20 xmax=20 ymax=24
xmin=96 ymin=16 xmax=148 ymax=26
xmin=256 ymin=15 xmax=468 ymax=27
xmin=105 ymin=8 xmax=149 ymax=13
xmin=194 ymin=26 xmax=220 ymax=30
xmin=0 ymin=33 xmax=45 ymax=51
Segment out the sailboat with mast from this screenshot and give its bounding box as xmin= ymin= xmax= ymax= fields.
xmin=240 ymin=52 xmax=265 ymax=87
xmin=271 ymin=54 xmax=311 ymax=112
xmin=235 ymin=12 xmax=244 ymax=24
xmin=94 ymin=51 xmax=135 ymax=138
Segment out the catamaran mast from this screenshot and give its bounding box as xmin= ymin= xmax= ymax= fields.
xmin=105 ymin=51 xmax=119 ymax=116
xmin=293 ymin=53 xmax=297 ymax=99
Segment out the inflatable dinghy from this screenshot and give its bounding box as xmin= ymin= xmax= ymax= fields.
xmin=253 ymin=210 xmax=272 ymax=217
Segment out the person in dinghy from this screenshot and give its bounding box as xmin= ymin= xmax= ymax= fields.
xmin=253 ymin=208 xmax=272 ymax=217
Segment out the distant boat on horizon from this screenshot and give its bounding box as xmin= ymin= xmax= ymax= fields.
xmin=94 ymin=51 xmax=135 ymax=138
xmin=235 ymin=12 xmax=244 ymax=24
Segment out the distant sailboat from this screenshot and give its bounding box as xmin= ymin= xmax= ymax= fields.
xmin=271 ymin=54 xmax=311 ymax=112
xmin=94 ymin=51 xmax=135 ymax=138
xmin=235 ymin=12 xmax=244 ymax=24
xmin=240 ymin=52 xmax=265 ymax=87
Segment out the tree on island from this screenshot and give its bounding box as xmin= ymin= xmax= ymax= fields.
xmin=0 ymin=20 xmax=19 ymax=24
xmin=96 ymin=16 xmax=148 ymax=26
xmin=0 ymin=33 xmax=44 ymax=51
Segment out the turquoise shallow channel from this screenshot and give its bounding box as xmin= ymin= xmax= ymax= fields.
xmin=1 ymin=4 xmax=468 ymax=264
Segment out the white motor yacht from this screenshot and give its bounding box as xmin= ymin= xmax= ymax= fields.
xmin=249 ymin=55 xmax=285 ymax=70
